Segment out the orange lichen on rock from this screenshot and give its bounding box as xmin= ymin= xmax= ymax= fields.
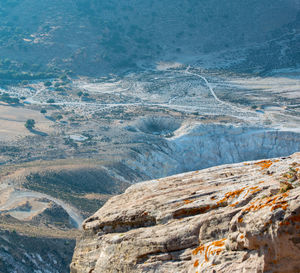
xmin=193 ymin=238 xmax=226 ymax=265
xmin=243 ymin=191 xmax=289 ymax=213
xmin=255 ymin=160 xmax=273 ymax=170
xmin=279 ymin=220 xmax=290 ymax=226
xmin=184 ymin=199 xmax=193 ymax=204
xmin=230 ymin=202 xmax=239 ymax=207
xmin=225 ymin=188 xmax=246 ymax=199
xmin=217 ymin=185 xmax=263 ymax=208
xmin=194 ymin=260 xmax=199 ymax=267
xmin=192 ymin=245 xmax=205 ymax=256
xmin=249 ymin=186 xmax=261 ymax=194
xmin=289 ymin=215 xmax=300 ymax=223
xmin=212 ymin=239 xmax=226 ymax=247
xmin=263 ymin=219 xmax=273 ymax=228
xmin=244 ymin=186 xmax=262 ymax=196
xmin=173 ymin=205 xmax=211 ymax=219
xmin=217 ymin=187 xmax=246 ymax=205
xmin=271 ymin=202 xmax=288 ymax=211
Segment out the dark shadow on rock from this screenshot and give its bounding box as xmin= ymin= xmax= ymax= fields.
xmin=29 ymin=128 xmax=48 ymax=136
xmin=45 ymin=115 xmax=56 ymax=122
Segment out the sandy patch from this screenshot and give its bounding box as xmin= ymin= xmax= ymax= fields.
xmin=0 ymin=104 xmax=53 ymax=140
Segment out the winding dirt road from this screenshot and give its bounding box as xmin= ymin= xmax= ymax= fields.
xmin=0 ymin=189 xmax=84 ymax=229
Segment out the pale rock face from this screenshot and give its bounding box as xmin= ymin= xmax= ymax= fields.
xmin=126 ymin=125 xmax=300 ymax=180
xmin=71 ymin=153 xmax=300 ymax=273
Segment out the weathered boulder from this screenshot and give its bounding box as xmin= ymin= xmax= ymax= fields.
xmin=71 ymin=153 xmax=300 ymax=273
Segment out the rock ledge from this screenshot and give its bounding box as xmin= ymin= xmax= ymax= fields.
xmin=71 ymin=153 xmax=300 ymax=273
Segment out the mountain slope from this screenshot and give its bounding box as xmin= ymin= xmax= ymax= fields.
xmin=0 ymin=0 xmax=299 ymax=76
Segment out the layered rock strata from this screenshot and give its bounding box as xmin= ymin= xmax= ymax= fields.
xmin=71 ymin=153 xmax=300 ymax=273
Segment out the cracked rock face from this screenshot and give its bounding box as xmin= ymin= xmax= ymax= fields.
xmin=71 ymin=153 xmax=300 ymax=273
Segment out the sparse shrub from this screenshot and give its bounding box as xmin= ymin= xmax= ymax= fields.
xmin=0 ymin=93 xmax=19 ymax=104
xmin=64 ymin=137 xmax=78 ymax=148
xmin=59 ymin=74 xmax=68 ymax=81
xmin=44 ymin=81 xmax=52 ymax=87
xmin=25 ymin=119 xmax=35 ymax=130
xmin=55 ymin=87 xmax=64 ymax=92
xmin=47 ymin=99 xmax=55 ymax=103
xmin=55 ymin=114 xmax=63 ymax=120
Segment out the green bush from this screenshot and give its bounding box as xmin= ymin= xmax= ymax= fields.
xmin=25 ymin=119 xmax=35 ymax=129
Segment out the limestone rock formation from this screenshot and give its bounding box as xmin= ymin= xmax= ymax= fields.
xmin=71 ymin=153 xmax=300 ymax=273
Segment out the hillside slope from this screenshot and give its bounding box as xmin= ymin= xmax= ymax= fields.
xmin=71 ymin=152 xmax=300 ymax=273
xmin=0 ymin=0 xmax=299 ymax=76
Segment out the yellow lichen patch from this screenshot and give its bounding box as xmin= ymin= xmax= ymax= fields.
xmin=254 ymin=160 xmax=273 ymax=170
xmin=279 ymin=166 xmax=299 ymax=193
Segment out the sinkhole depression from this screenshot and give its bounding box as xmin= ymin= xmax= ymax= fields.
xmin=127 ymin=124 xmax=300 ymax=180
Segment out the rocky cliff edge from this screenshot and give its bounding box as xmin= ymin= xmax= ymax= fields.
xmin=71 ymin=152 xmax=300 ymax=273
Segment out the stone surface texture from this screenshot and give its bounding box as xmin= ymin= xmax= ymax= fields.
xmin=71 ymin=153 xmax=300 ymax=273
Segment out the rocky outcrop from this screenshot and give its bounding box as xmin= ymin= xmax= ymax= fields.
xmin=71 ymin=153 xmax=300 ymax=273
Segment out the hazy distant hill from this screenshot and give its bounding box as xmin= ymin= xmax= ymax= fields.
xmin=0 ymin=0 xmax=299 ymax=75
